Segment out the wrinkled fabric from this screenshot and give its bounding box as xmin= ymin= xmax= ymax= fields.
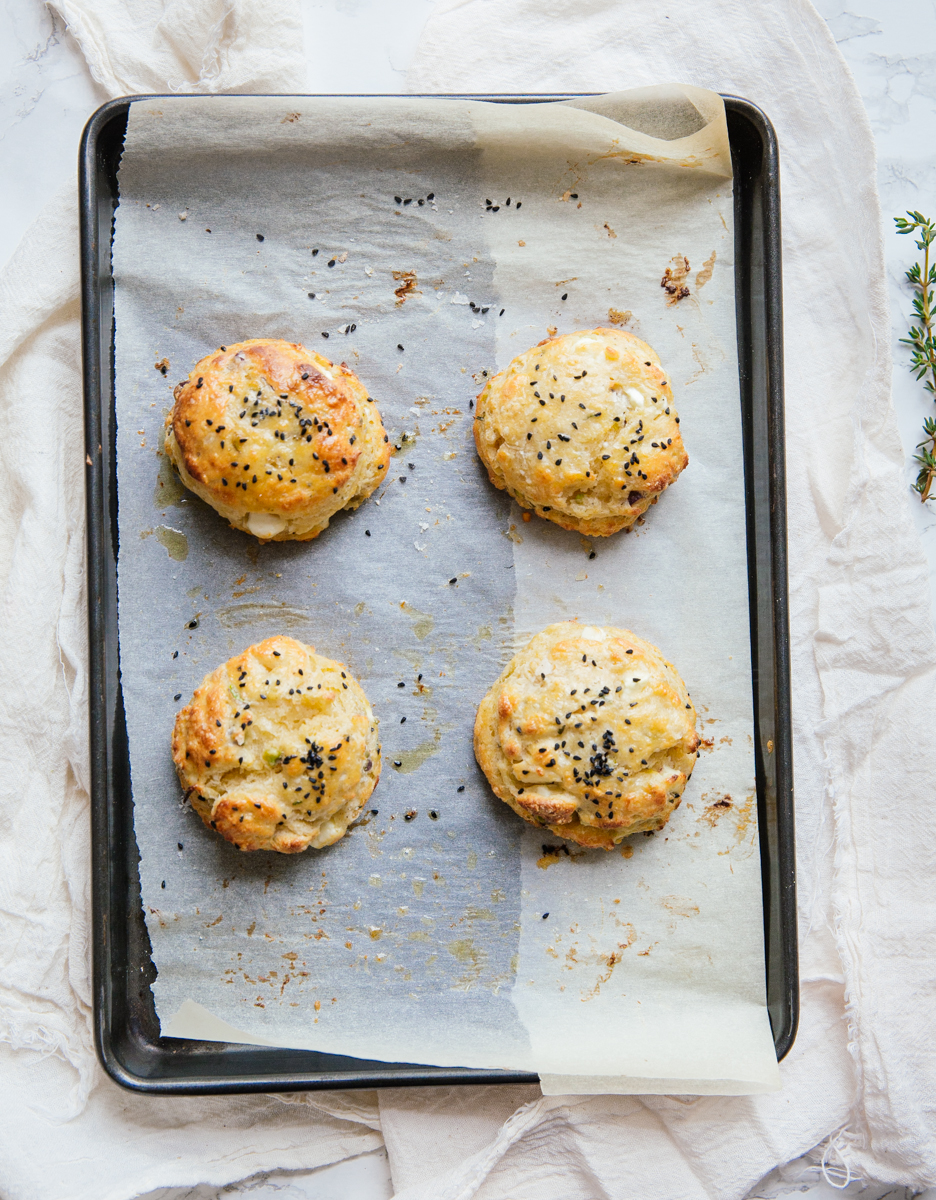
xmin=48 ymin=0 xmax=305 ymax=97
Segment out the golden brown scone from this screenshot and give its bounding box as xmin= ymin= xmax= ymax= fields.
xmin=474 ymin=622 xmax=699 ymax=849
xmin=165 ymin=339 xmax=391 ymax=541
xmin=172 ymin=636 xmax=380 ymax=853
xmin=474 ymin=329 xmax=687 ymax=536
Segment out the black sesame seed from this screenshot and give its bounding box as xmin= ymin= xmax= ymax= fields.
xmin=173 ymin=693 xmax=182 ymax=701
xmin=308 ymin=292 xmax=316 ymax=299
xmin=365 ymin=529 xmax=371 ymax=536
xmin=449 ymin=577 xmax=457 ymax=585
xmin=256 ymin=233 xmax=264 ymax=242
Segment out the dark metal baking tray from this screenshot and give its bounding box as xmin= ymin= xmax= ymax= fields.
xmin=81 ymin=92 xmax=796 ymax=1094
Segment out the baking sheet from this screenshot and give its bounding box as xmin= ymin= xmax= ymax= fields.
xmin=112 ymin=87 xmax=779 ymax=1092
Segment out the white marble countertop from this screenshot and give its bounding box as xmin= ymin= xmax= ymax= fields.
xmin=3 ymin=2 xmax=934 ymax=1197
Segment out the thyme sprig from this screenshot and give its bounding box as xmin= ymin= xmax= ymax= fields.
xmin=896 ymin=210 xmax=936 ymax=501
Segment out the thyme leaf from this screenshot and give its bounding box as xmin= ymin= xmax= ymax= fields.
xmin=896 ymin=210 xmax=936 ymax=501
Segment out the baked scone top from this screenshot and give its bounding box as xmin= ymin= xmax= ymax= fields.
xmin=172 ymin=636 xmax=380 ymax=853
xmin=474 ymin=622 xmax=700 ymax=849
xmin=165 ymin=339 xmax=390 ymax=541
xmin=474 ymin=329 xmax=687 ymax=537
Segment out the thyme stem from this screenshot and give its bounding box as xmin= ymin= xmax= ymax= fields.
xmin=895 ymin=211 xmax=936 ymax=501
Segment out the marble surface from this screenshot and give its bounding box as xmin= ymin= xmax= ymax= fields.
xmin=816 ymin=0 xmax=936 ymax=627
xmin=2 ymin=1 xmax=935 ymax=1197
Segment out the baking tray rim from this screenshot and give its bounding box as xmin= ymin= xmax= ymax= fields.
xmin=81 ymin=91 xmax=797 ymax=1094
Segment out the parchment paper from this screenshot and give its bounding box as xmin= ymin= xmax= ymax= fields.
xmin=112 ymin=87 xmax=779 ymax=1092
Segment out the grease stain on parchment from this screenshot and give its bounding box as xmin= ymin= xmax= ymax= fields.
xmin=463 ymin=906 xmax=494 ymax=921
xmin=723 ymin=792 xmax=757 ymax=856
xmin=448 ymin=937 xmax=488 ymax=988
xmin=215 ymin=603 xmax=313 ymax=630
xmin=695 ymin=250 xmax=716 ymax=289
xmin=660 ymin=895 xmax=700 ymax=919
xmin=390 ymin=727 xmax=444 ymax=774
xmin=400 ymin=601 xmax=434 ymax=640
xmin=152 ymin=525 xmax=188 ymax=560
xmin=154 ymin=453 xmax=187 ymax=508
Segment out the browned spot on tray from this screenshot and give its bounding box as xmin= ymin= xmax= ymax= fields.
xmin=696 ymin=251 xmax=716 ymax=289
xmin=732 ymin=792 xmax=756 ymax=844
xmin=661 ymin=895 xmax=700 ymax=918
xmin=154 ymin=357 xmax=169 ymax=376
xmin=281 ymin=112 xmax=300 ymax=124
xmin=392 ymin=270 xmax=419 ymax=305
xmin=620 ymin=844 xmax=634 ymax=859
xmin=583 ymin=944 xmax=629 ymax=999
xmin=603 ymin=222 xmax=617 ymax=239
xmin=700 ymin=794 xmax=733 ymax=827
xmin=247 ymin=921 xmax=256 ymax=936
xmin=662 ymin=255 xmax=691 ymax=305
xmin=608 ymin=308 xmax=632 ymax=326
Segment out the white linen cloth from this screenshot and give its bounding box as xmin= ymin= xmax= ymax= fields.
xmin=0 ymin=0 xmax=933 ymax=1197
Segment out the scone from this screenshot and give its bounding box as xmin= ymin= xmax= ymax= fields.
xmin=474 ymin=622 xmax=699 ymax=849
xmin=474 ymin=329 xmax=687 ymax=536
xmin=172 ymin=636 xmax=380 ymax=852
xmin=165 ymin=339 xmax=391 ymax=541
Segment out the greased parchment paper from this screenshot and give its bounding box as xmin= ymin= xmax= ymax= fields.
xmin=112 ymin=87 xmax=780 ymax=1093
